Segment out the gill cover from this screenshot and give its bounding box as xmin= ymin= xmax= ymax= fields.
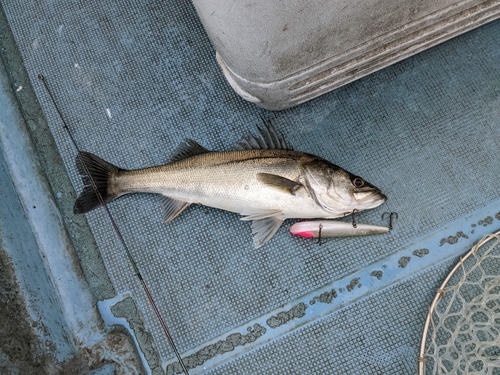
xmin=300 ymin=160 xmax=377 ymax=215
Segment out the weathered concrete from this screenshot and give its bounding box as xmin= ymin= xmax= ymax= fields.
xmin=0 ymin=7 xmax=151 ymax=373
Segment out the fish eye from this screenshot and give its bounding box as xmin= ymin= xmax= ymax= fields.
xmin=352 ymin=177 xmax=365 ymax=188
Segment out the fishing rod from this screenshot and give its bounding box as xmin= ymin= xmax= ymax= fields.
xmin=38 ymin=74 xmax=189 ymax=375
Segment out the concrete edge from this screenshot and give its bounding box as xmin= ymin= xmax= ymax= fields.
xmin=0 ymin=5 xmax=157 ymax=373
xmin=0 ymin=39 xmax=104 ymax=353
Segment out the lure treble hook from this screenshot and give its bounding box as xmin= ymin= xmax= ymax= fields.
xmin=382 ymin=212 xmax=398 ymax=231
xmin=317 ymin=223 xmax=323 ymax=245
xmin=343 ymin=209 xmax=359 ymax=228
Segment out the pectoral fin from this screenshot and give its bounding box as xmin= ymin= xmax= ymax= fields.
xmin=257 ymin=173 xmax=303 ymax=195
xmin=160 ymin=196 xmax=190 ymax=222
xmin=240 ymin=208 xmax=283 ymax=221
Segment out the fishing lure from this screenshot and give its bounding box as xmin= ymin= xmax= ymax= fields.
xmin=290 ymin=220 xmax=390 ymax=239
xmin=290 ymin=212 xmax=397 ymax=243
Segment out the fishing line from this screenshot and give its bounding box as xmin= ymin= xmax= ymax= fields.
xmin=38 ymin=74 xmax=190 ymax=375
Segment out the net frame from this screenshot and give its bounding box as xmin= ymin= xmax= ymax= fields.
xmin=418 ymin=230 xmax=500 ymax=374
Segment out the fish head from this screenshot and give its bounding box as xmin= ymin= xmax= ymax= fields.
xmin=302 ymin=160 xmax=387 ymax=215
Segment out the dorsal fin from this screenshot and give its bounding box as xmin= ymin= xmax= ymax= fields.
xmin=234 ymin=121 xmax=293 ymax=151
xmin=170 ymin=139 xmax=210 ymax=162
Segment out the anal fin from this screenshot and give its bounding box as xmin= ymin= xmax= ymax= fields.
xmin=160 ymin=196 xmax=190 ymax=222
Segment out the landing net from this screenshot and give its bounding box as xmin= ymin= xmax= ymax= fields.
xmin=419 ymin=231 xmax=500 ymax=374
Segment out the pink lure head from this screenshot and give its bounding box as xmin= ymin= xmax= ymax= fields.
xmin=290 ymin=230 xmax=315 ymax=238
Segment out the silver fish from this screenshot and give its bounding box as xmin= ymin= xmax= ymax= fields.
xmin=74 ymin=124 xmax=386 ymax=248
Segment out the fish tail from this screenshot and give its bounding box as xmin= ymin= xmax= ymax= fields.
xmin=74 ymin=152 xmax=122 ymax=214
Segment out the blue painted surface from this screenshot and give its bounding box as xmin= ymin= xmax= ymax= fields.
xmin=0 ymin=72 xmax=76 ymax=362
xmin=2 ymin=1 xmax=499 ymax=373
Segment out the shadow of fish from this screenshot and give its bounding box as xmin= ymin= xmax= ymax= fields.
xmin=74 ymin=124 xmax=386 ymax=248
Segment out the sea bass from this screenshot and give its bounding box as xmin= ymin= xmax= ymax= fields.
xmin=74 ymin=124 xmax=386 ymax=248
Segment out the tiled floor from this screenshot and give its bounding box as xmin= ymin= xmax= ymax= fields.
xmin=1 ymin=1 xmax=499 ymax=373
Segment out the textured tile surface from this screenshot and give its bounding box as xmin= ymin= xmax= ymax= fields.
xmin=2 ymin=0 xmax=499 ymax=373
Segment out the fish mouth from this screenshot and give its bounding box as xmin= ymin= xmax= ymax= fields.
xmin=353 ymin=190 xmax=387 ymax=209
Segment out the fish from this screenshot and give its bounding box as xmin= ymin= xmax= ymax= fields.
xmin=74 ymin=124 xmax=387 ymax=248
xmin=290 ymin=220 xmax=390 ymax=238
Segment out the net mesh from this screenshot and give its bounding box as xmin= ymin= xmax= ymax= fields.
xmin=424 ymin=234 xmax=500 ymax=374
